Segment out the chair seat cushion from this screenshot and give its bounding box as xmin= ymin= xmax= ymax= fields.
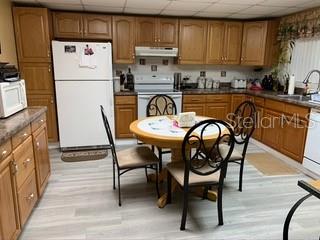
xmin=219 ymin=144 xmax=243 ymax=161
xmin=167 ymin=162 xmax=220 ymax=187
xmin=117 ymin=146 xmax=159 ymax=169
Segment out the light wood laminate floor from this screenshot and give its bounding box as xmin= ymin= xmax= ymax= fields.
xmin=19 ymin=143 xmax=320 ymax=240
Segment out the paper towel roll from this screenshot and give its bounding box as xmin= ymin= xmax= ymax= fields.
xmin=288 ymin=75 xmax=295 ymax=95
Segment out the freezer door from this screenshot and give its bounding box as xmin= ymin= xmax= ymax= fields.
xmin=52 ymin=41 xmax=112 ymax=80
xmin=55 ymin=80 xmax=114 ymax=148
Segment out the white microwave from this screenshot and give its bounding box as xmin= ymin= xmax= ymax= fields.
xmin=0 ymin=80 xmax=27 ymax=118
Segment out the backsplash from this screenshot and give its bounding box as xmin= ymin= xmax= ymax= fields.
xmin=114 ymin=57 xmax=266 ymax=83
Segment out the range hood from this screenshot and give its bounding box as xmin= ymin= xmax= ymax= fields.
xmin=135 ymin=47 xmax=178 ymax=57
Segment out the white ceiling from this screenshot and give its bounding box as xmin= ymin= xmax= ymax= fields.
xmin=11 ymin=0 xmax=320 ymax=19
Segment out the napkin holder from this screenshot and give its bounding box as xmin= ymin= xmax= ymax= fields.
xmin=177 ymin=112 xmax=196 ymax=128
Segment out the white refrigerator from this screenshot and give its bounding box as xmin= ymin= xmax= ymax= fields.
xmin=52 ymin=40 xmax=114 ymax=150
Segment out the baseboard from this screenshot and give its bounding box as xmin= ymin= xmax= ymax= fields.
xmin=250 ymin=139 xmax=320 ymax=180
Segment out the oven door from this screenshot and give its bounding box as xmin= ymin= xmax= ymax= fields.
xmin=0 ymin=81 xmax=27 ymax=118
xmin=137 ymin=93 xmax=182 ymax=119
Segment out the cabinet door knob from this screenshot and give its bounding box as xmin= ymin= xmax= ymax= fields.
xmin=36 ymin=142 xmax=40 ymax=149
xmin=23 ymin=158 xmax=31 ymax=166
xmin=2 ymin=150 xmax=7 ymax=155
xmin=48 ymin=65 xmax=51 ymax=72
xmin=27 ymin=193 xmax=34 ymax=201
xmin=47 ymin=49 xmax=50 ymax=57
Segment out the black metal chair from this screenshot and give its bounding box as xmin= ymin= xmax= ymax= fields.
xmin=228 ymin=101 xmax=256 ymax=192
xmin=100 ymin=105 xmax=160 ymax=206
xmin=146 ymin=94 xmax=177 ymax=171
xmin=166 ymin=119 xmax=235 ymax=230
xmin=283 ymin=180 xmax=320 ymax=240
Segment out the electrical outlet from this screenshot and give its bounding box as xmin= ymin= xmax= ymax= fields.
xmin=200 ymin=71 xmax=206 ymax=77
xmin=221 ymin=71 xmax=226 ymax=77
xmin=151 ymin=65 xmax=157 ymax=71
xmin=139 ymin=59 xmax=146 ymax=65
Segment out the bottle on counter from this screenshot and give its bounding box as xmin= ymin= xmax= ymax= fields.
xmin=120 ymin=71 xmax=126 ymax=91
xmin=126 ymin=67 xmax=134 ymax=91
xmin=267 ymin=75 xmax=273 ymax=90
xmin=272 ymin=77 xmax=279 ymax=92
xmin=262 ymin=75 xmax=268 ymax=89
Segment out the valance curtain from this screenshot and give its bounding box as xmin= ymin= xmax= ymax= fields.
xmin=278 ymin=7 xmax=320 ymax=41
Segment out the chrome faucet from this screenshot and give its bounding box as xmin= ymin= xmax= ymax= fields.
xmin=303 ymin=69 xmax=320 ymax=92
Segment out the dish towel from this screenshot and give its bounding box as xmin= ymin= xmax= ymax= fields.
xmin=79 ymin=45 xmax=97 ymax=69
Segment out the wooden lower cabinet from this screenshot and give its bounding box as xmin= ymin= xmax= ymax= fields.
xmin=183 ymin=103 xmax=206 ymax=116
xmin=231 ymin=94 xmax=246 ymax=113
xmin=252 ymin=106 xmax=263 ymax=141
xmin=280 ymin=116 xmax=308 ymax=163
xmin=261 ymin=109 xmax=282 ymax=150
xmin=0 ymin=113 xmax=50 ymax=239
xmin=0 ymin=155 xmax=20 ymax=240
xmin=261 ymin=105 xmax=309 ymax=162
xmin=27 ymin=94 xmax=58 ymax=142
xmin=206 ymin=103 xmax=230 ymax=121
xmin=32 ymin=124 xmax=51 ymax=197
xmin=17 ymin=170 xmax=38 ymax=227
xmin=115 ymin=96 xmax=137 ymax=138
xmin=183 ymin=94 xmax=230 ymax=120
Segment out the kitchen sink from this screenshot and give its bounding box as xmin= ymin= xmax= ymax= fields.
xmin=277 ymin=94 xmax=311 ymax=101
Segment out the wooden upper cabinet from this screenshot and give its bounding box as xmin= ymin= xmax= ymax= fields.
xmin=113 ymin=16 xmax=135 ymax=64
xmin=53 ymin=12 xmax=83 ymax=39
xmin=135 ymin=17 xmax=156 ymax=46
xmin=224 ymin=22 xmax=243 ymax=65
xmin=206 ymin=21 xmax=224 ymax=64
xmin=83 ymin=14 xmax=112 ymax=39
xmin=13 ymin=7 xmax=51 ymax=63
xmin=241 ymin=21 xmax=268 ymax=66
xmin=179 ymin=19 xmax=207 ymax=64
xmin=135 ymin=17 xmax=178 ymax=47
xmin=206 ymin=21 xmax=242 ymax=65
xmin=20 ymin=62 xmax=54 ymax=95
xmin=157 ymin=18 xmax=178 ymax=47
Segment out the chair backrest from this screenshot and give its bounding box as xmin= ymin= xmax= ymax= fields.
xmin=146 ymin=94 xmax=177 ymax=117
xmin=182 ymin=119 xmax=235 ymax=186
xmin=100 ymin=105 xmax=119 ymax=167
xmin=231 ymin=101 xmax=256 ymax=145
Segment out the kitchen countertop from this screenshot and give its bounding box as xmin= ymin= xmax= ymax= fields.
xmin=114 ymin=91 xmax=137 ymax=96
xmin=114 ymin=88 xmax=320 ymax=109
xmin=0 ymin=107 xmax=47 ymax=145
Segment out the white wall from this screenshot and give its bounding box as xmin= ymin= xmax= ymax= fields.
xmin=114 ymin=57 xmax=261 ymax=83
xmin=290 ymin=38 xmax=320 ymax=91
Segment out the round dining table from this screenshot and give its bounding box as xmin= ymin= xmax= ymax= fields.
xmin=129 ymin=115 xmax=224 ymax=208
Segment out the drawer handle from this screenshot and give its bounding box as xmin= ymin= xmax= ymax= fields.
xmin=27 ymin=193 xmax=35 ymax=201
xmin=22 ymin=133 xmax=28 ymax=138
xmin=2 ymin=150 xmax=7 ymax=155
xmin=23 ymin=158 xmax=31 ymax=166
